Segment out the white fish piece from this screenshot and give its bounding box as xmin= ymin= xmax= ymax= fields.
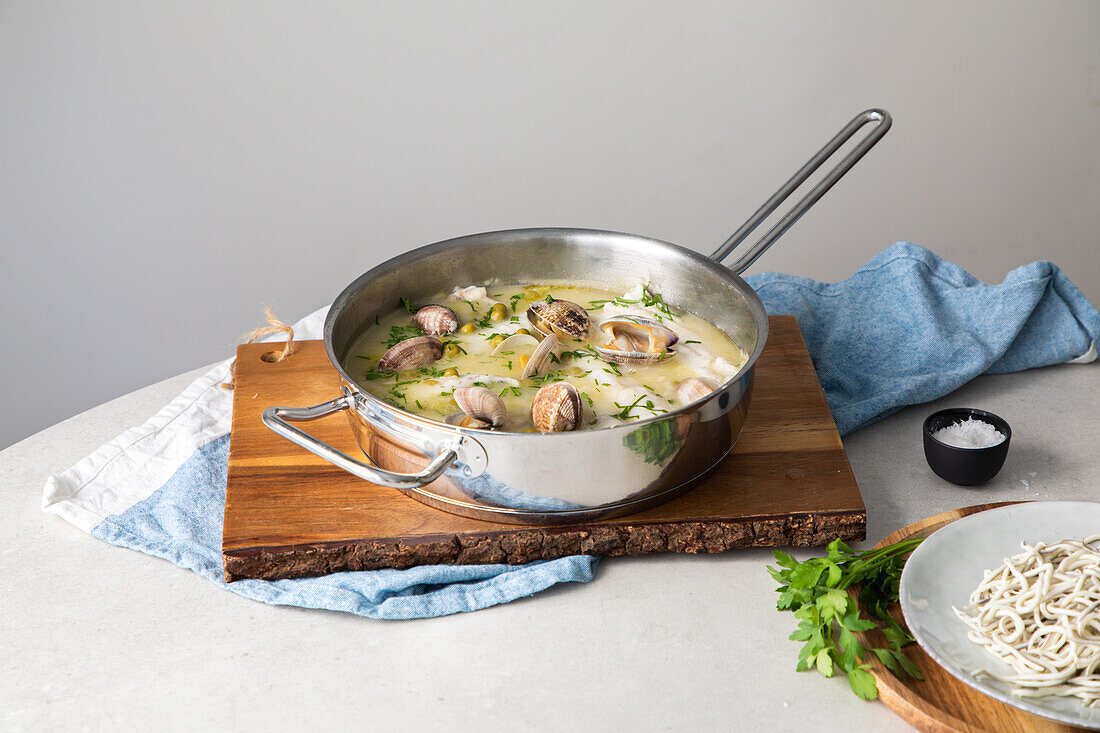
xmin=612 ymin=386 xmax=673 ymax=419
xmin=596 ymin=302 xmax=651 ymax=322
xmin=448 ymin=285 xmax=502 ymax=310
xmin=450 ymin=285 xmax=487 ymax=301
xmin=668 ymin=342 xmax=714 ymax=374
xmin=711 ymin=356 xmax=741 ymax=381
xmin=436 ymin=373 xmax=521 ymax=391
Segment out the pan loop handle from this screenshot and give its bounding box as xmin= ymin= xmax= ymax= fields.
xmin=711 ymin=108 xmax=891 ymax=274
xmin=261 ymin=394 xmax=460 ymax=489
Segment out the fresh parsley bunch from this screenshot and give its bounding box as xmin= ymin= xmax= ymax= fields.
xmin=767 ymin=537 xmax=925 ymax=700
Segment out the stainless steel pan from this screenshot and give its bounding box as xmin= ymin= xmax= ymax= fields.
xmin=262 ymin=109 xmax=891 ymax=524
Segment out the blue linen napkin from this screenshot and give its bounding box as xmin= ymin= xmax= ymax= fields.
xmin=744 ymin=241 xmax=1099 ymax=435
xmin=43 ymin=241 xmax=1098 ymax=619
xmin=90 ymin=435 xmax=596 ymax=620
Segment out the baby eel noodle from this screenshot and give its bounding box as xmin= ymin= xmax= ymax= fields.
xmin=953 ymin=535 xmax=1100 ymax=706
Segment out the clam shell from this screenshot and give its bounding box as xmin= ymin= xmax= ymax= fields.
xmin=491 ymin=333 xmax=540 ymax=356
xmin=595 ymin=315 xmax=678 ymax=365
xmin=676 ymin=377 xmax=719 ymax=405
xmin=530 ymin=382 xmax=582 ymax=433
xmin=445 ymin=413 xmax=492 ymax=430
xmin=526 ymin=298 xmax=590 ymax=340
xmin=412 ymin=304 xmax=459 ymax=336
xmin=377 ymin=335 xmax=443 ymax=371
xmin=453 ymin=386 xmax=506 ymax=427
xmin=520 ymin=333 xmax=560 ymax=379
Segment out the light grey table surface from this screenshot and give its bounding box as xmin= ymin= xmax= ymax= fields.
xmin=2 ymin=361 xmax=1097 ymax=732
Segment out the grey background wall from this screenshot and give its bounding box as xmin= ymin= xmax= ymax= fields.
xmin=2 ymin=0 xmax=1098 ymax=449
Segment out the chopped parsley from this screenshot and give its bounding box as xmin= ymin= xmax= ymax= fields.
xmin=383 ymin=324 xmax=424 ymax=349
xmin=612 ymin=395 xmax=646 ymax=420
xmin=640 ymin=287 xmax=675 ymax=320
xmin=587 ymin=285 xmax=676 ymax=321
xmin=525 ymin=370 xmax=565 ymax=385
xmin=509 ymin=293 xmax=525 ymax=312
xmin=611 ymin=394 xmax=667 ymax=420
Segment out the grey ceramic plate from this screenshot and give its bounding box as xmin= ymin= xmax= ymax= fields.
xmin=899 ymin=501 xmax=1100 ymax=730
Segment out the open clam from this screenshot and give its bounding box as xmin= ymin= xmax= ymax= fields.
xmin=520 ymin=334 xmax=560 ymax=379
xmin=530 ymin=382 xmax=583 ymax=433
xmin=526 ymin=298 xmax=590 ymax=340
xmin=378 ymin=335 xmax=444 ymax=371
xmin=491 ymin=332 xmax=539 ymax=357
xmin=490 ymin=332 xmax=559 ymax=378
xmin=594 ymin=315 xmax=678 ymax=365
xmin=412 ymin=304 xmax=459 ymax=336
xmin=451 ymin=386 xmax=506 ymax=428
xmin=445 ymin=413 xmax=492 ymax=429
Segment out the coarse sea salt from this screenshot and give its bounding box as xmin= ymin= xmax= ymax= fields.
xmin=932 ymin=417 xmax=1005 ymax=448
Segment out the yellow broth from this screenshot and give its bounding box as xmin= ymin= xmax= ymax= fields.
xmin=344 ymin=283 xmax=747 ymax=432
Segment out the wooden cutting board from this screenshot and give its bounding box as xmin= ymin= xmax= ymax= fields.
xmin=222 ymin=316 xmax=866 ymax=581
xmin=854 ymin=503 xmax=1092 ymax=733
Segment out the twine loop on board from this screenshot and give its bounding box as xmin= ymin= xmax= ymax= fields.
xmin=221 ymin=306 xmax=296 ymax=390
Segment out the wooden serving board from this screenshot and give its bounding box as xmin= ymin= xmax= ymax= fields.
xmin=222 ymin=316 xmax=866 ymax=581
xmin=855 ymin=503 xmax=1091 ymax=733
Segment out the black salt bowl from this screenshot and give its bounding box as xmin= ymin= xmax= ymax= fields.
xmin=923 ymin=408 xmax=1012 ymax=486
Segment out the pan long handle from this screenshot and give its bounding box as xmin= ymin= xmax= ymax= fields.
xmin=262 ymin=395 xmax=459 ymax=489
xmin=711 ymin=108 xmax=892 ymax=274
